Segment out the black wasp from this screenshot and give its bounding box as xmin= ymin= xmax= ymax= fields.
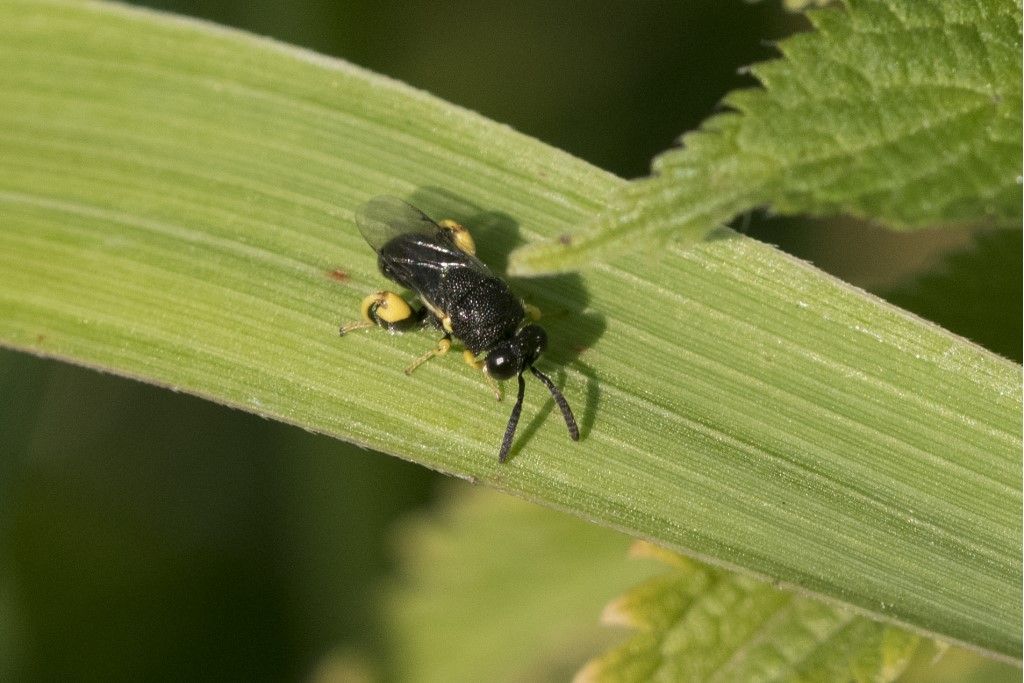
xmin=339 ymin=196 xmax=579 ymax=462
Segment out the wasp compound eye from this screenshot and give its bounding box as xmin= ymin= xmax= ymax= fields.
xmin=485 ymin=344 xmax=519 ymax=380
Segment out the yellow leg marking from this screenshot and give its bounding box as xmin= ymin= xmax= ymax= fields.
xmin=421 ymin=299 xmax=453 ymax=334
xmin=463 ymin=350 xmax=501 ymax=400
xmin=359 ymin=293 xmax=381 ymax=322
xmin=361 ymin=291 xmax=413 ymax=324
xmin=344 ymin=291 xmax=414 ymax=336
xmin=405 ymin=337 xmax=451 ymax=375
xmin=439 ymin=218 xmax=477 ymax=255
xmin=524 ymin=303 xmax=542 ymax=321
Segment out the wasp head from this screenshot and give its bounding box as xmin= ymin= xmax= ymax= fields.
xmin=484 ymin=324 xmax=547 ymax=380
xmin=486 ymin=324 xmax=579 ymax=462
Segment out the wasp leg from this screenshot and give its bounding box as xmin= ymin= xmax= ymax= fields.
xmin=405 ymin=336 xmax=451 ymax=375
xmin=523 ymin=303 xmax=542 ymax=321
xmin=438 ymin=218 xmax=477 ymax=255
xmin=463 ymin=350 xmax=502 ymax=401
xmin=340 ymin=291 xmax=424 ymax=336
xmin=338 ymin=319 xmax=375 ymax=335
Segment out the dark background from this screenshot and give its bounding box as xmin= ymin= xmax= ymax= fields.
xmin=2 ymin=2 xmax=1018 ymax=681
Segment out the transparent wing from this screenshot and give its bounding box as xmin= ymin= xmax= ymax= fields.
xmin=354 ymin=195 xmax=496 ymax=278
xmin=355 ymin=195 xmax=441 ymax=253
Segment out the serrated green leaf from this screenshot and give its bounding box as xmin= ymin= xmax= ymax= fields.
xmin=386 ymin=487 xmax=660 ymax=683
xmin=578 ymin=542 xmax=922 ymax=683
xmin=510 ymin=0 xmax=1022 ymax=274
xmin=0 ymin=0 xmax=1020 ymax=660
xmin=782 ymin=0 xmax=836 ymax=11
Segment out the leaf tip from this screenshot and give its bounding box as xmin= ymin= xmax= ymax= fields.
xmin=507 ymin=237 xmax=585 ymax=276
xmin=571 ymin=659 xmax=603 ymax=683
xmin=599 ymin=594 xmax=641 ymax=629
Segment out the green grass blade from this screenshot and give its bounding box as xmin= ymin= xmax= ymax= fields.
xmin=0 ymin=0 xmax=1019 ymax=659
xmin=509 ymin=0 xmax=1022 ymax=274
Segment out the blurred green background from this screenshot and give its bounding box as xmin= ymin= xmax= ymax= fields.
xmin=1 ymin=1 xmax=1018 ymax=681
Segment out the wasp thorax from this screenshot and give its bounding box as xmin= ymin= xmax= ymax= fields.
xmin=485 ymin=324 xmax=547 ymax=380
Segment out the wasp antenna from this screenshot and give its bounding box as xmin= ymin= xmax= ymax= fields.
xmin=529 ymin=366 xmax=579 ymax=441
xmin=498 ymin=374 xmax=527 ymax=463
